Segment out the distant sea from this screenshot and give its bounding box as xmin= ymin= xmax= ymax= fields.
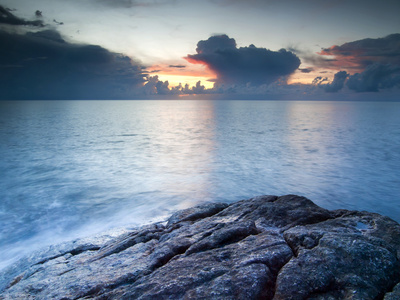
xmin=1 ymin=100 xmax=399 ymax=270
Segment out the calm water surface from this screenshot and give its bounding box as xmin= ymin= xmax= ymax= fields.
xmin=1 ymin=100 xmax=399 ymax=269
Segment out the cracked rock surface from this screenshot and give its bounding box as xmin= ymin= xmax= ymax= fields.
xmin=1 ymin=195 xmax=400 ymax=299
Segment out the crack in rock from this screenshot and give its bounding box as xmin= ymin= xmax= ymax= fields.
xmin=185 ymin=220 xmax=259 ymax=255
xmin=86 ymin=223 xmax=165 ymax=263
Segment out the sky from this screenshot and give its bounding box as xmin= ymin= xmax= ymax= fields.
xmin=0 ymin=0 xmax=400 ymax=100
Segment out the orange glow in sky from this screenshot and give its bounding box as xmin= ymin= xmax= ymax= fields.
xmin=157 ymin=74 xmax=215 ymax=89
xmin=287 ymin=69 xmax=335 ymax=85
xmin=146 ymin=63 xmax=216 ymax=89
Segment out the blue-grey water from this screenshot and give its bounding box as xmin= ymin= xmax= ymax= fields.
xmin=1 ymin=100 xmax=400 ymax=270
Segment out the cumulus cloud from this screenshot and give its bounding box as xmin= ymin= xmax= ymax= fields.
xmin=323 ymin=71 xmax=349 ymax=93
xmin=142 ymin=75 xmax=172 ymax=95
xmin=185 ymin=34 xmax=300 ymax=86
xmin=0 ymin=29 xmax=145 ymax=100
xmin=346 ymin=64 xmax=400 ymax=92
xmin=142 ymin=76 xmax=211 ymax=96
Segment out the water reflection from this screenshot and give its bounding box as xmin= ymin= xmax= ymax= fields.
xmin=282 ymin=101 xmax=400 ymax=213
xmin=282 ymin=101 xmax=349 ymax=198
xmin=136 ymin=100 xmax=217 ymax=209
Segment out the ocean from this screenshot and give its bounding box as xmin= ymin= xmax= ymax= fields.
xmin=1 ymin=100 xmax=399 ymax=270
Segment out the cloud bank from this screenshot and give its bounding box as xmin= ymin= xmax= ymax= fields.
xmin=0 ymin=5 xmax=145 ymax=100
xmin=0 ymin=5 xmax=43 ymax=27
xmin=0 ymin=30 xmax=145 ymax=100
xmin=319 ymin=34 xmax=400 ymax=71
xmin=312 ymin=34 xmax=400 ymax=94
xmin=185 ymin=34 xmax=300 ymax=86
xmin=1 ymin=5 xmax=399 ymax=100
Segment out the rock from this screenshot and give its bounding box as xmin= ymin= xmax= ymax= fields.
xmin=166 ymin=202 xmax=229 ymax=227
xmin=1 ymin=194 xmax=399 ymax=299
xmin=384 ymin=282 xmax=400 ymax=300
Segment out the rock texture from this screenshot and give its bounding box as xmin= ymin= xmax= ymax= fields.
xmin=1 ymin=195 xmax=400 ymax=299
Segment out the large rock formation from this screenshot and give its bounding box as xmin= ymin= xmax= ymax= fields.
xmin=1 ymin=195 xmax=400 ymax=299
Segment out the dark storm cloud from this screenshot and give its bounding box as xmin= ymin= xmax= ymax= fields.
xmin=323 ymin=71 xmax=348 ymax=93
xmin=0 ymin=5 xmax=43 ymax=27
xmin=319 ymin=34 xmax=400 ymax=70
xmin=316 ymin=34 xmax=400 ymax=93
xmin=0 ymin=29 xmax=145 ymax=100
xmin=346 ymin=64 xmax=400 ymax=92
xmin=303 ymin=34 xmax=400 ymax=95
xmin=186 ymin=34 xmax=300 ymax=86
xmin=0 ymin=4 xmax=145 ymax=100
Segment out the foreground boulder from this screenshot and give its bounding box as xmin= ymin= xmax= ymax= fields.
xmin=1 ymin=195 xmax=400 ymax=299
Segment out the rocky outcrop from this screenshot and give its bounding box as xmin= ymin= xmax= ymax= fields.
xmin=1 ymin=195 xmax=400 ymax=299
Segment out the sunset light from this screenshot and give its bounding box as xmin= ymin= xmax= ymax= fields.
xmin=144 ymin=62 xmax=216 ymax=90
xmin=1 ymin=1 xmax=400 ymax=298
xmin=155 ymin=74 xmax=215 ymax=89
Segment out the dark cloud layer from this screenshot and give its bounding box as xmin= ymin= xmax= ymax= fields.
xmin=186 ymin=34 xmax=300 ymax=86
xmin=311 ymin=34 xmax=400 ymax=94
xmin=320 ymin=34 xmax=400 ymax=71
xmin=0 ymin=5 xmax=43 ymax=27
xmin=0 ymin=29 xmax=145 ymax=100
xmin=333 ymin=34 xmax=400 ymax=92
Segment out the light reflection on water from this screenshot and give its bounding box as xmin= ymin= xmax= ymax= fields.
xmin=0 ymin=100 xmax=399 ymax=270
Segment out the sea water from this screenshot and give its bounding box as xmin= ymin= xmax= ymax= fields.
xmin=1 ymin=100 xmax=399 ymax=270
